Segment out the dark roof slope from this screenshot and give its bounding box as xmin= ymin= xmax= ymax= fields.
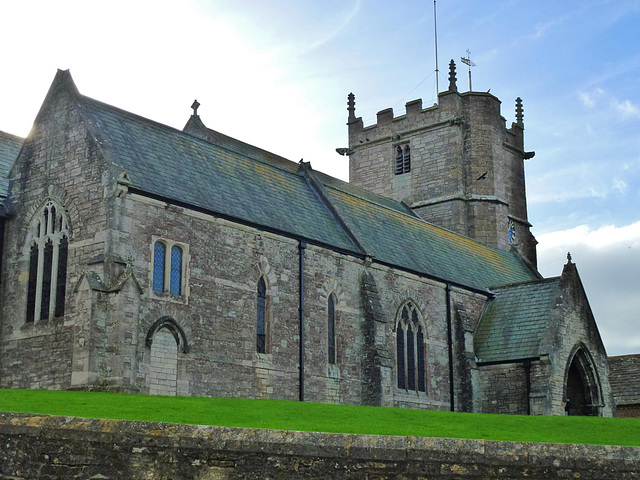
xmin=474 ymin=278 xmax=561 ymax=363
xmin=0 ymin=130 xmax=23 ymax=198
xmin=78 ymin=96 xmax=356 ymax=253
xmin=608 ymin=354 xmax=640 ymax=406
xmin=51 ymin=70 xmax=537 ymax=292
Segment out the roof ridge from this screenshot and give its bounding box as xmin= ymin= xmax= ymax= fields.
xmin=78 ymin=94 xmax=305 ymax=179
xmin=0 ymin=130 xmax=24 ymax=142
xmin=491 ymin=276 xmax=560 ymax=290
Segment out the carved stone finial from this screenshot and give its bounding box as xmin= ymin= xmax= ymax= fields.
xmin=515 ymin=97 xmax=524 ymax=126
xmin=347 ymin=93 xmax=356 ymax=124
xmin=448 ymin=60 xmax=458 ymax=92
xmin=567 ymin=252 xmax=572 ymax=264
xmin=191 ymin=99 xmax=200 ymax=116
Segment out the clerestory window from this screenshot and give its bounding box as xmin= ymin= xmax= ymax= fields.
xmin=396 ymin=301 xmax=426 ymax=392
xmin=26 ymin=200 xmax=69 ymax=323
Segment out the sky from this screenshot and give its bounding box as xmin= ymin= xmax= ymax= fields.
xmin=0 ymin=0 xmax=638 ymax=356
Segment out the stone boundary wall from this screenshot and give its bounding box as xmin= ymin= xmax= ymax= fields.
xmin=0 ymin=412 xmax=639 ymax=479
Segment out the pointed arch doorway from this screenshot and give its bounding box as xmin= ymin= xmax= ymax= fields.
xmin=564 ymin=346 xmax=603 ymax=416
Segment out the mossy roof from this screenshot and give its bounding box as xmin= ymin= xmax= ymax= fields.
xmin=474 ymin=278 xmax=561 ymax=364
xmin=39 ymin=70 xmax=540 ymax=292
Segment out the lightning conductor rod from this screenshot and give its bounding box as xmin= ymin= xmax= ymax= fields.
xmin=433 ymin=0 xmax=439 ymax=101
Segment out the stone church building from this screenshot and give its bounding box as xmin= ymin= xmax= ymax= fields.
xmin=0 ymin=63 xmax=614 ymax=416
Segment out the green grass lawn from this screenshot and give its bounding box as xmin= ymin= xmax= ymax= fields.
xmin=1 ymin=388 xmax=639 ymax=446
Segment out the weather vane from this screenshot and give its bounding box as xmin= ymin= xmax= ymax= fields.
xmin=460 ymin=49 xmax=476 ymax=91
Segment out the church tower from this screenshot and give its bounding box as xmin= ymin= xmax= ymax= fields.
xmin=347 ymin=60 xmax=537 ymax=266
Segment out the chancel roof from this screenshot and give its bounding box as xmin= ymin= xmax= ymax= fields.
xmin=608 ymin=354 xmax=640 ymax=406
xmin=36 ymin=70 xmax=540 ymax=292
xmin=474 ymin=278 xmax=561 ymax=364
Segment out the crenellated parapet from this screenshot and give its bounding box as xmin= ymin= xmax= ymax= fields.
xmin=347 ymin=60 xmax=537 ymax=266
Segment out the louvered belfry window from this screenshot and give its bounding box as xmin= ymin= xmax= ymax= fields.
xmin=396 ymin=301 xmax=427 ymax=392
xmin=26 ymin=200 xmax=70 ymax=323
xmin=394 ymin=144 xmax=411 ymax=175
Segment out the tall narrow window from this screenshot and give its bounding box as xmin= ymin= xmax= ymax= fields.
xmin=25 ymin=200 xmax=70 ymax=323
xmin=256 ymin=277 xmax=267 ymax=354
xmin=40 ymin=240 xmax=53 ymax=320
xmin=26 ymin=245 xmax=38 ymax=323
xmin=328 ymin=294 xmax=336 ymax=364
xmin=403 ymin=146 xmax=411 ymax=173
xmin=170 ymin=245 xmax=182 ymax=295
xmin=396 ymin=323 xmax=405 ymax=389
xmin=394 ymin=144 xmax=411 ymax=175
xmin=396 ymin=301 xmax=427 ymax=393
xmin=54 ymin=236 xmax=68 ymax=317
xmin=153 ymin=242 xmax=166 ymax=293
xmin=395 ymin=146 xmax=404 ymax=175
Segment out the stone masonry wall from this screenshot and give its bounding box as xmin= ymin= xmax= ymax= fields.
xmin=1 ymin=413 xmax=639 ymax=479
xmin=348 ymin=87 xmax=536 ymax=264
xmin=0 ymin=74 xmax=114 ymax=390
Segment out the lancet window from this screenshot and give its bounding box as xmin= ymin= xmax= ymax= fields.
xmin=328 ymin=294 xmax=337 ymax=364
xmin=396 ymin=301 xmax=426 ymax=392
xmin=26 ymin=200 xmax=69 ymax=323
xmin=256 ymin=277 xmax=267 ymax=354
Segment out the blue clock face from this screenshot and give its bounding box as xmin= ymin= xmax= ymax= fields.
xmin=508 ymin=219 xmax=516 ymax=244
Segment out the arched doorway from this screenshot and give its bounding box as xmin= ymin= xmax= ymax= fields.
xmin=146 ymin=317 xmax=189 ymax=396
xmin=564 ymin=347 xmax=602 ymax=416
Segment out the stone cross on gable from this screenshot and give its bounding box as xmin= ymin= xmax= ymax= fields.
xmin=191 ymin=99 xmax=200 ymax=116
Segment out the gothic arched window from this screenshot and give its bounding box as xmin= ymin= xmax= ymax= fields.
xmin=26 ymin=200 xmax=70 ymax=323
xmin=396 ymin=301 xmax=426 ymax=392
xmin=328 ymin=294 xmax=336 ymax=364
xmin=256 ymin=277 xmax=267 ymax=354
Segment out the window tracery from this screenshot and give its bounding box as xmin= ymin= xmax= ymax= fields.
xmin=396 ymin=301 xmax=426 ymax=392
xmin=26 ymin=200 xmax=69 ymax=322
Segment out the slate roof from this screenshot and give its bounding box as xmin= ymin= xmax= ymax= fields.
xmin=0 ymin=130 xmax=23 ymax=198
xmin=38 ymin=70 xmax=540 ymax=292
xmin=608 ymin=354 xmax=640 ymax=406
xmin=474 ymin=278 xmax=561 ymax=363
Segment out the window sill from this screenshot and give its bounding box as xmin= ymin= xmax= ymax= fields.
xmin=149 ymin=290 xmax=189 ymax=305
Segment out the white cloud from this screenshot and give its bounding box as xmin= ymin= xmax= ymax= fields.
xmin=537 ymin=222 xmax=640 ymax=356
xmin=614 ymin=99 xmax=640 ymax=118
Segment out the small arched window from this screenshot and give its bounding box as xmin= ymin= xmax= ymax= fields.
xmin=26 ymin=200 xmax=70 ymax=323
xmin=151 ymin=239 xmax=187 ymax=298
xmin=328 ymin=294 xmax=336 ymax=364
xmin=257 ymin=277 xmax=267 ymax=353
xmin=396 ymin=301 xmax=426 ymax=392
